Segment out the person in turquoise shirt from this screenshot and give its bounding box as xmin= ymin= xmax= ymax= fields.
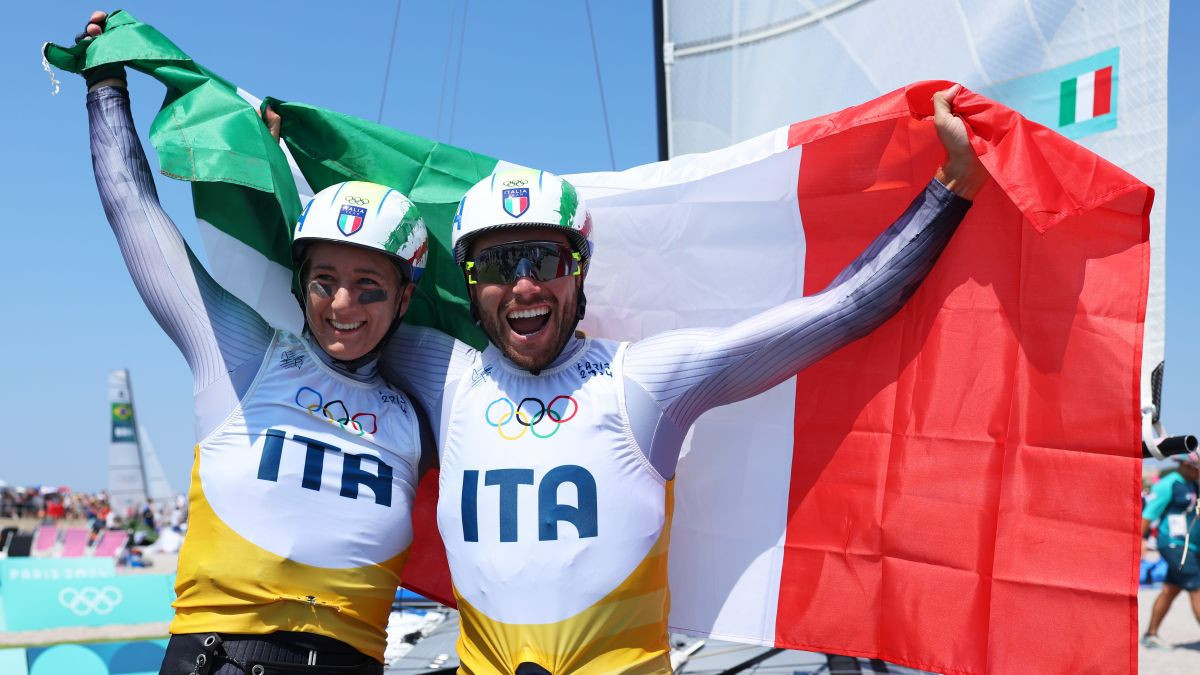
xmin=1141 ymin=456 xmax=1200 ymax=650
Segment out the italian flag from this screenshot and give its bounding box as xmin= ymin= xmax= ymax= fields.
xmin=48 ymin=12 xmax=1151 ymax=675
xmin=1059 ymin=66 xmax=1114 ymax=127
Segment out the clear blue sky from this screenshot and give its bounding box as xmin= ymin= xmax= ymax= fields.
xmin=1 ymin=1 xmax=1195 ymax=491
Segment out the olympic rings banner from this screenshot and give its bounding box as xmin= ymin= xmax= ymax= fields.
xmin=0 ymin=573 xmax=174 ymax=631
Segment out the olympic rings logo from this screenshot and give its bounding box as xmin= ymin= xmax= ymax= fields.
xmin=484 ymin=395 xmax=578 ymax=440
xmin=501 ymin=178 xmax=528 ymax=187
xmin=345 ymin=196 xmax=370 ymax=206
xmin=295 ymin=387 xmax=378 ymax=436
xmin=58 ymin=586 xmax=123 ymax=616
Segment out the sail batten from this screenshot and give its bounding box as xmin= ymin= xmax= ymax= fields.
xmin=670 ymin=0 xmax=875 ymax=57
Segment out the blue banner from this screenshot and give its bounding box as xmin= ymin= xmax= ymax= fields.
xmin=0 ymin=648 xmax=28 ymax=675
xmin=1 ymin=639 xmax=169 ymax=675
xmin=0 ymin=558 xmax=115 ymax=588
xmin=0 ymin=574 xmax=174 ymax=631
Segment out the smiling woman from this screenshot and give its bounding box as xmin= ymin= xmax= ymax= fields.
xmin=304 ymin=241 xmax=407 ymax=359
xmin=78 ymin=11 xmax=432 ymax=674
xmin=292 ymin=181 xmax=430 ymax=369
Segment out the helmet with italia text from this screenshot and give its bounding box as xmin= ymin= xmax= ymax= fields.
xmin=292 ymin=181 xmax=428 ymax=283
xmin=450 ymin=168 xmax=593 ymax=271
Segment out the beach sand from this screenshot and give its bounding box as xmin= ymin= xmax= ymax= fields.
xmin=1138 ymin=586 xmax=1200 ymax=673
xmin=0 ymin=622 xmax=170 ymax=648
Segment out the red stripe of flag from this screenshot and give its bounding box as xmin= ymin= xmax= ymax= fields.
xmin=775 ymin=82 xmax=1148 ymax=674
xmin=1094 ymin=65 xmax=1113 ymax=117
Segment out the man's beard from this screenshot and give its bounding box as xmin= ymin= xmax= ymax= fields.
xmin=478 ymin=291 xmax=579 ymax=373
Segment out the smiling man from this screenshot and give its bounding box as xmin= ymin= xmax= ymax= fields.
xmin=458 ymin=175 xmax=593 ymax=374
xmin=381 ymin=87 xmax=985 ymax=674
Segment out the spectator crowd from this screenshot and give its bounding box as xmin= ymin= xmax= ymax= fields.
xmin=1 ymin=483 xmax=186 ymax=546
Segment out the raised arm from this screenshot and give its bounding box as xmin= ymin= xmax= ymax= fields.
xmin=625 ymin=180 xmax=969 ymax=473
xmin=623 ymin=85 xmax=984 ymax=479
xmin=89 ymin=84 xmax=272 ymax=415
xmin=81 ymin=11 xmax=273 ymax=437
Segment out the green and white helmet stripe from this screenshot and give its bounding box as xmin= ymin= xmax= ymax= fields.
xmin=293 ymin=180 xmax=429 ymax=282
xmin=451 ymin=169 xmax=593 ymax=267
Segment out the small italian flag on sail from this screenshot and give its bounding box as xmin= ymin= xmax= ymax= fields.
xmin=1059 ymin=66 xmax=1113 ymax=127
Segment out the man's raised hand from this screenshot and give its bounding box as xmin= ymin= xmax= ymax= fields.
xmin=932 ymin=84 xmax=987 ymax=200
xmin=264 ymin=106 xmax=282 ymax=143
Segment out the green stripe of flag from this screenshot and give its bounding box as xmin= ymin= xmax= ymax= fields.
xmin=1059 ymin=77 xmax=1077 ymax=127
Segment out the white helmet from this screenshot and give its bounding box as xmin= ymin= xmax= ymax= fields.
xmin=451 ymin=169 xmax=592 ymax=268
xmin=293 ymin=181 xmax=429 ymax=282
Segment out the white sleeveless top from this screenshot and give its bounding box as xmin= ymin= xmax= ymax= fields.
xmin=438 ymin=337 xmax=673 ymax=673
xmin=172 ymin=331 xmax=421 ymax=660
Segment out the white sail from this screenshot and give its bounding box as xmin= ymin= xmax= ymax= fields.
xmin=661 ymin=0 xmax=1169 ymax=436
xmin=137 ymin=422 xmax=175 ymax=505
xmin=107 ymin=370 xmax=174 ymax=515
xmin=107 ymin=369 xmax=147 ymax=515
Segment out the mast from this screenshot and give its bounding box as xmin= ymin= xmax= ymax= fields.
xmin=652 ymin=0 xmax=669 ymax=161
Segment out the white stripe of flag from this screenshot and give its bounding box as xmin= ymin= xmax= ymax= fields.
xmin=1075 ymin=70 xmax=1096 ymax=123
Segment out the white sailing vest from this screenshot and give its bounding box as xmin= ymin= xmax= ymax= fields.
xmin=439 ymin=338 xmax=674 ymax=673
xmin=172 ymin=331 xmax=421 ymax=661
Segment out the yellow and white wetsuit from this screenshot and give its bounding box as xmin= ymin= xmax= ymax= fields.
xmin=440 ymin=339 xmax=672 ymax=674
xmin=88 ymin=85 xmax=423 ymax=663
xmin=173 ymin=331 xmax=420 ymax=659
